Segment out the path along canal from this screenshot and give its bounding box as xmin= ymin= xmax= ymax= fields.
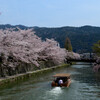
xmin=0 ymin=62 xmax=100 ymax=100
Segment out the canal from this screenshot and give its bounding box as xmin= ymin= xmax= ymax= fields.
xmin=0 ymin=62 xmax=100 ymax=100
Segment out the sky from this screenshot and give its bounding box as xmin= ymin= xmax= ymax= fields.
xmin=0 ymin=0 xmax=100 ymax=27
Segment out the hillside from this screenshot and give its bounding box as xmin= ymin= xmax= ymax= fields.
xmin=34 ymin=26 xmax=100 ymax=53
xmin=0 ymin=24 xmax=100 ymax=53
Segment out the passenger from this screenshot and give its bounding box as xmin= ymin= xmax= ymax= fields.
xmin=58 ymin=79 xmax=63 ymax=86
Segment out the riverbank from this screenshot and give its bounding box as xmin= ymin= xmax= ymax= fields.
xmin=0 ymin=63 xmax=70 ymax=88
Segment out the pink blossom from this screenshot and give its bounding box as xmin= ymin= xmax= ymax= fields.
xmin=0 ymin=28 xmax=67 ymax=67
xmin=93 ymin=57 xmax=100 ymax=72
xmin=0 ymin=28 xmax=80 ymax=69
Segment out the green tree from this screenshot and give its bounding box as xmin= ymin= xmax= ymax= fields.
xmin=65 ymin=37 xmax=73 ymax=52
xmin=92 ymin=40 xmax=100 ymax=56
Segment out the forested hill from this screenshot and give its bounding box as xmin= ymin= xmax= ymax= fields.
xmin=0 ymin=24 xmax=100 ymax=53
xmin=34 ymin=26 xmax=100 ymax=53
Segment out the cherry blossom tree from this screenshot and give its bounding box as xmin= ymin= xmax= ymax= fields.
xmin=0 ymin=28 xmax=67 ymax=67
xmin=93 ymin=57 xmax=100 ymax=72
xmin=0 ymin=28 xmax=80 ymax=76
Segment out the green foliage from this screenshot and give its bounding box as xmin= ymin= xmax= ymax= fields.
xmin=92 ymin=40 xmax=100 ymax=56
xmin=65 ymin=37 xmax=73 ymax=51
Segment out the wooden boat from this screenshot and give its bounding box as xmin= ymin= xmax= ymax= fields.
xmin=51 ymin=73 xmax=71 ymax=87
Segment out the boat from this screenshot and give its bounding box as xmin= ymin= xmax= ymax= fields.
xmin=51 ymin=73 xmax=71 ymax=87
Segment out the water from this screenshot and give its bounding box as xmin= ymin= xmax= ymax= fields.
xmin=0 ymin=62 xmax=100 ymax=100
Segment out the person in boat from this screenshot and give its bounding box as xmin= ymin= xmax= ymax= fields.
xmin=58 ymin=79 xmax=63 ymax=86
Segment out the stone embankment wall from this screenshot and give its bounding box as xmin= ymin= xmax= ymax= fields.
xmin=0 ymin=64 xmax=69 ymax=88
xmin=0 ymin=55 xmax=56 ymax=78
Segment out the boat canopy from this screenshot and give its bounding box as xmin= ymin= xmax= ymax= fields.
xmin=53 ymin=73 xmax=70 ymax=77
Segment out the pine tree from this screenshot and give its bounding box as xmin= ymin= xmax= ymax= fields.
xmin=65 ymin=37 xmax=73 ymax=52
